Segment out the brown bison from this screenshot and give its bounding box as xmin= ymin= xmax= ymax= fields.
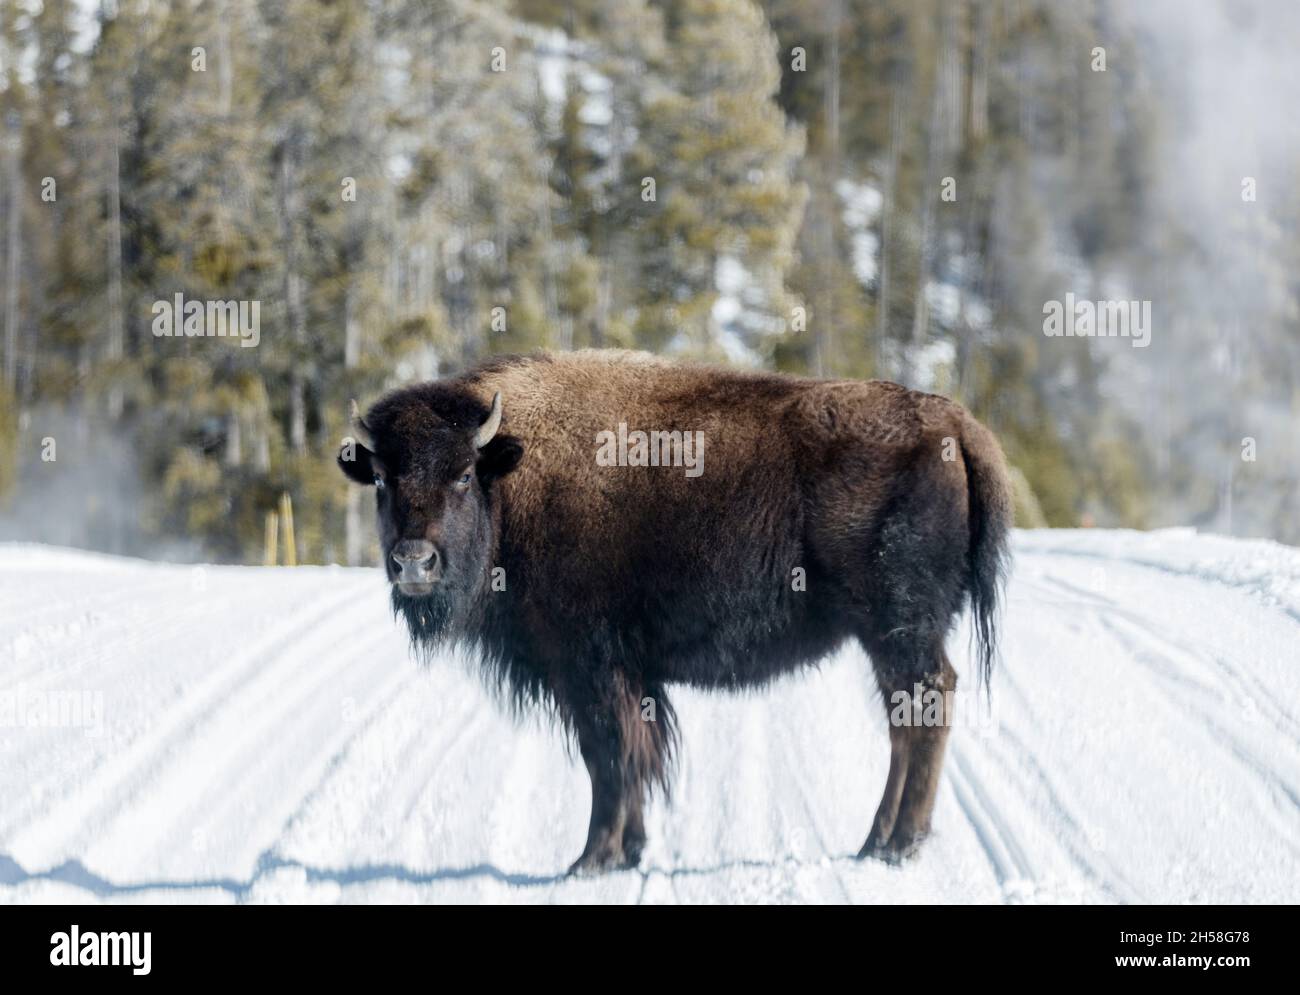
xmin=339 ymin=349 xmax=1012 ymax=874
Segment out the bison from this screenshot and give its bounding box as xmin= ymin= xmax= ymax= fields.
xmin=338 ymin=349 xmax=1012 ymax=874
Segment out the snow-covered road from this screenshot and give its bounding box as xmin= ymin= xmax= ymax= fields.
xmin=1 ymin=529 xmax=1297 ymax=904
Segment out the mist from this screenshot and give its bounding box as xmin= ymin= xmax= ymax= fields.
xmin=1115 ymin=0 xmax=1300 ymax=537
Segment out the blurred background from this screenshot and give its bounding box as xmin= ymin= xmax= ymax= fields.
xmin=1 ymin=0 xmax=1298 ymax=565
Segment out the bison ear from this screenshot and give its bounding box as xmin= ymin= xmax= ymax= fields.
xmin=476 ymin=435 xmax=523 ymax=487
xmin=338 ymin=438 xmax=377 ymax=484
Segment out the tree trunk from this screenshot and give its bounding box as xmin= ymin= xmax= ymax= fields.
xmin=278 ymin=140 xmax=307 ymax=452
xmin=224 ymin=411 xmax=242 ymax=466
xmin=966 ymin=0 xmax=989 ymax=145
xmin=876 ymin=83 xmax=908 ymax=376
xmin=343 ymin=262 xmax=361 ymax=563
xmin=216 ymin=0 xmax=233 ymax=116
xmin=817 ymin=0 xmax=842 ymax=377
xmin=906 ymin=5 xmax=958 ymax=388
xmin=3 ymin=116 xmax=21 ymax=393
xmin=344 ymin=277 xmax=360 ymax=369
xmin=105 ymin=116 xmax=125 ymax=418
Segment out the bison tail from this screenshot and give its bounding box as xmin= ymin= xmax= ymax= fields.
xmin=960 ymin=415 xmax=1014 ymax=695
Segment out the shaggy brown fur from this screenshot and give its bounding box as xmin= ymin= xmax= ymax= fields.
xmin=339 ymin=349 xmax=1013 ymax=873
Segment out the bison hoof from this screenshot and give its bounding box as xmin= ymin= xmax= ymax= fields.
xmin=622 ymin=832 xmax=647 ymax=868
xmin=856 ymin=830 xmax=928 ymax=865
xmin=567 ymin=846 xmax=634 ymax=877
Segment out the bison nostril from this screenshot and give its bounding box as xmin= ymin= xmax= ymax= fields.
xmin=391 ymin=541 xmax=438 ymax=578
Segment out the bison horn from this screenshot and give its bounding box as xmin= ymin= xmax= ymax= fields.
xmin=349 ymin=398 xmax=370 ymax=440
xmin=475 ymin=392 xmax=502 ymax=448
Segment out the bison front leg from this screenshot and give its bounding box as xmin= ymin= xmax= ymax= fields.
xmin=569 ymin=706 xmax=633 ymax=876
xmin=565 ymin=666 xmax=636 ymax=875
xmin=859 ymin=646 xmax=957 ymax=863
xmin=621 ymin=792 xmax=648 ymax=867
xmin=566 ymin=673 xmax=668 ymax=875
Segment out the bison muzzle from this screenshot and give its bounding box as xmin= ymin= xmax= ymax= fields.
xmin=338 ymin=349 xmax=1013 ymax=874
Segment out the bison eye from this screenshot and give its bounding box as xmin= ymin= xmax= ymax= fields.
xmin=455 ymin=470 xmax=472 ymax=488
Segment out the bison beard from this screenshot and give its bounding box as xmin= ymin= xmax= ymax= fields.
xmin=390 ymin=586 xmax=455 ymax=645
xmin=341 ymin=349 xmax=1013 ymax=875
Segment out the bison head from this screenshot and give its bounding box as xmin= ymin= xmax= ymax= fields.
xmin=338 ymin=385 xmax=523 ymax=640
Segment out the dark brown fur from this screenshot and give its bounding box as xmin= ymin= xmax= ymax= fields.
xmin=339 ymin=349 xmax=1013 ymax=873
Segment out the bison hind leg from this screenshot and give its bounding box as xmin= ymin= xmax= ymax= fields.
xmin=858 ymin=635 xmax=957 ymax=863
xmin=851 ymin=466 xmax=969 ymax=862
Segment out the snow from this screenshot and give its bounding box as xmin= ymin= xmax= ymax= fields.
xmin=912 ymin=338 xmax=956 ymax=393
xmin=709 ymin=255 xmax=780 ymax=367
xmin=837 ymin=179 xmax=883 ymax=288
xmin=1 ymin=529 xmax=1297 ymax=904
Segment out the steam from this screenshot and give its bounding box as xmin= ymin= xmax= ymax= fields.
xmin=1112 ymin=0 xmax=1300 ymax=537
xmin=0 ymin=407 xmax=204 ymax=562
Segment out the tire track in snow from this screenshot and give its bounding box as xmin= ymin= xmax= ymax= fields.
xmin=944 ymin=744 xmax=1036 ymax=899
xmin=96 ymin=620 xmax=409 ymax=878
xmin=972 ymin=724 xmax=1138 ymax=903
xmin=1034 ymin=570 xmax=1300 ymax=744
xmin=224 ymin=665 xmax=428 ymax=897
xmin=1024 ymin=563 xmax=1300 ymax=841
xmin=636 ymin=696 xmax=747 ymax=904
xmin=5 ymin=580 xmax=373 ymax=868
xmin=1017 ymin=542 xmax=1300 ymax=628
xmin=770 ymin=697 xmax=854 ymax=903
xmin=273 ymin=690 xmax=492 ymax=876
xmin=1094 ymin=614 xmax=1300 ymax=851
xmin=6 ymin=538 xmax=1300 ymax=903
xmin=0 ymin=574 xmax=210 ymax=690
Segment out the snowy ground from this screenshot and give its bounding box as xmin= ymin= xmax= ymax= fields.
xmin=0 ymin=529 xmax=1297 ymax=904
